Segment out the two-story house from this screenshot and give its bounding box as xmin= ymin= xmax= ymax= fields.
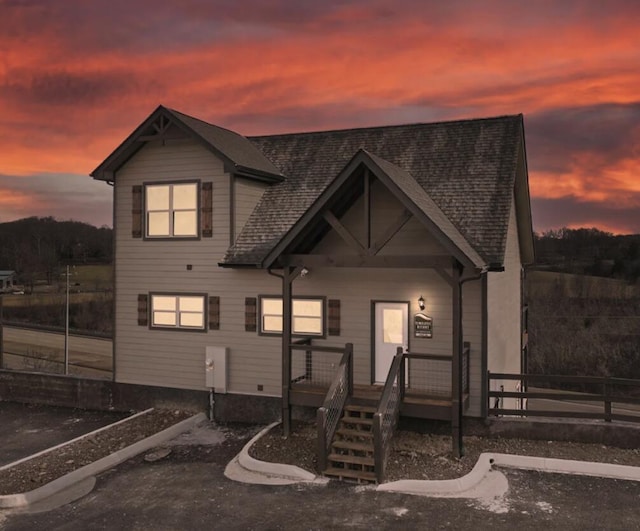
xmin=91 ymin=105 xmax=534 ymax=473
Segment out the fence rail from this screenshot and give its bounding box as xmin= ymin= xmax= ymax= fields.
xmin=3 ymin=349 xmax=112 ymax=375
xmin=488 ymin=372 xmax=640 ymax=424
xmin=1 ymin=321 xmax=112 ymax=340
xmin=291 ymin=338 xmax=346 ymax=388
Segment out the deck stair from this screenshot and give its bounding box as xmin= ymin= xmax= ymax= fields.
xmin=324 ymin=404 xmax=377 ymax=483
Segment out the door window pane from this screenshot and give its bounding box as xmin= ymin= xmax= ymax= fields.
xmin=382 ymin=308 xmax=404 ymax=344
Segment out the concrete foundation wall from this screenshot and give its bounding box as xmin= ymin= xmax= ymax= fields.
xmin=0 ymin=370 xmax=208 ymax=413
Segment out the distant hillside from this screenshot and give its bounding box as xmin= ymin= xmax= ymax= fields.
xmin=534 ymin=228 xmax=640 ymax=284
xmin=0 ymin=217 xmax=112 ymax=286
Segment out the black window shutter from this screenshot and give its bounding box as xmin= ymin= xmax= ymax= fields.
xmin=137 ymin=294 xmax=148 ymax=326
xmin=132 ymin=185 xmax=143 ymax=238
xmin=328 ymin=299 xmax=340 ymax=336
xmin=201 ymin=182 xmax=213 ymax=237
xmin=245 ymin=297 xmax=257 ymax=332
xmin=209 ymin=296 xmax=220 ymax=330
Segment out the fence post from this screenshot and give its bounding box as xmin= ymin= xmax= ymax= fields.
xmin=373 ymin=412 xmax=383 ymax=483
xmin=317 ymin=408 xmax=327 ymax=472
xmin=346 ymin=343 xmax=353 ymax=396
xmin=487 ymin=370 xmax=491 ymax=415
xmin=397 ymin=347 xmax=405 ymax=401
xmin=604 ymin=381 xmax=612 ymax=422
xmin=305 ymin=340 xmax=312 ymax=381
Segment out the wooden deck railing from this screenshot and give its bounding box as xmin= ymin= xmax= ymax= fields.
xmin=488 ymin=372 xmax=640 ymax=423
xmin=316 ymin=343 xmax=353 ymax=472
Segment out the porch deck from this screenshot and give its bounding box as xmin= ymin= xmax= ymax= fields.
xmin=291 ymin=382 xmax=469 ymax=421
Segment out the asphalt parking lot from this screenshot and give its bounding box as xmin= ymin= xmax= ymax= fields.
xmin=3 ymin=422 xmax=640 ymax=530
xmin=0 ymin=402 xmax=126 ymax=466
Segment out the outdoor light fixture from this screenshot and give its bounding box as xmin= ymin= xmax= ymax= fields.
xmin=300 ymin=267 xmax=310 ymax=277
xmin=418 ymin=295 xmax=425 ymax=311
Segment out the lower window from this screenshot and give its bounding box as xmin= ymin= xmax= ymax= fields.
xmin=151 ymin=294 xmax=206 ymax=330
xmin=260 ymin=296 xmax=324 ymax=336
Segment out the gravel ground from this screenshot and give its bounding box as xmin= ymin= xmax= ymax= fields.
xmin=249 ymin=421 xmax=640 ymax=482
xmin=0 ymin=409 xmax=191 ymax=495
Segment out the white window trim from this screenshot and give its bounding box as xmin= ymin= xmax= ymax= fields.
xmin=144 ymin=181 xmax=199 ymax=238
xmin=150 ymin=293 xmax=206 ymax=331
xmin=259 ymin=296 xmax=325 ymax=337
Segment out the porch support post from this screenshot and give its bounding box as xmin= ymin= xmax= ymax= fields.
xmin=282 ymin=266 xmax=294 ymax=437
xmin=451 ymin=262 xmax=463 ymax=457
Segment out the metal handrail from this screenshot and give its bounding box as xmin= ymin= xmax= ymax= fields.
xmin=372 ymin=347 xmax=404 ymax=483
xmin=316 ymin=343 xmax=353 ymax=472
xmin=291 ymin=343 xmax=346 ymax=353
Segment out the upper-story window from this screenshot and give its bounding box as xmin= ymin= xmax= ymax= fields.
xmin=145 ymin=182 xmax=198 ymax=238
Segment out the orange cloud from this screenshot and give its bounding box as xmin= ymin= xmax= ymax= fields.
xmin=1 ymin=1 xmax=639 ymax=232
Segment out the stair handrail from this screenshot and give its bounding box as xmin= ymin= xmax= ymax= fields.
xmin=372 ymin=347 xmax=404 ymax=483
xmin=317 ymin=342 xmax=353 ymax=472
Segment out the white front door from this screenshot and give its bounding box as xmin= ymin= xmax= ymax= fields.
xmin=374 ymin=302 xmax=408 ymax=384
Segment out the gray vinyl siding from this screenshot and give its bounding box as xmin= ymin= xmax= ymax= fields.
xmin=114 ymin=137 xmax=232 ymax=390
xmin=487 ymin=196 xmax=522 ymax=407
xmin=234 ymin=177 xmax=267 ymax=239
xmin=114 ymin=140 xmax=487 ymax=410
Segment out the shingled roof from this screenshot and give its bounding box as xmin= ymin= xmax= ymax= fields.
xmin=91 ymin=106 xmax=283 ymax=182
xmin=222 ymin=115 xmax=527 ymax=268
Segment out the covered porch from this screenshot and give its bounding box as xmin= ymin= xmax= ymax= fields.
xmin=260 ymin=150 xmax=489 ymax=475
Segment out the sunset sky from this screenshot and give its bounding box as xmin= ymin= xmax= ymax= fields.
xmin=1 ymin=0 xmax=639 ymax=234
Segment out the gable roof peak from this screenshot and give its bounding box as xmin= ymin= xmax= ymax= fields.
xmin=91 ymin=105 xmax=283 ymax=183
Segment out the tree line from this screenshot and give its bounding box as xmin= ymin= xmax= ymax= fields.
xmin=534 ymin=227 xmax=640 ymax=283
xmin=0 ymin=217 xmax=112 ymax=288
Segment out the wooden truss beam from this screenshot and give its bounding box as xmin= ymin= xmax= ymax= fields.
xmin=369 ymin=209 xmax=412 ymax=256
xmin=323 ymin=211 xmax=365 ymax=255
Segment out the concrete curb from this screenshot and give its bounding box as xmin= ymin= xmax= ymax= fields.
xmin=492 ymin=453 xmax=640 ymax=481
xmin=377 ymin=453 xmax=495 ymax=496
xmin=378 ymin=452 xmax=640 ymax=496
xmin=229 ymin=422 xmax=327 ymax=485
xmin=0 ymin=408 xmax=154 ymax=473
xmin=231 ymin=423 xmax=640 ymax=492
xmin=0 ymin=411 xmax=207 ymax=508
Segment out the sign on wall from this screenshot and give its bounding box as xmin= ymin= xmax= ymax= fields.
xmin=414 ymin=313 xmax=433 ymax=339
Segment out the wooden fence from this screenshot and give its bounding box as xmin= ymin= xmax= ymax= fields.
xmin=488 ymin=372 xmax=640 ymax=423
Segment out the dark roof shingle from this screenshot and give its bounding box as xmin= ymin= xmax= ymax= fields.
xmin=223 ymin=115 xmax=523 ymax=267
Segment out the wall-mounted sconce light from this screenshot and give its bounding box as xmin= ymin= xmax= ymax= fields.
xmin=418 ymin=295 xmax=425 ymax=311
xmin=300 ymin=267 xmax=310 ymax=277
